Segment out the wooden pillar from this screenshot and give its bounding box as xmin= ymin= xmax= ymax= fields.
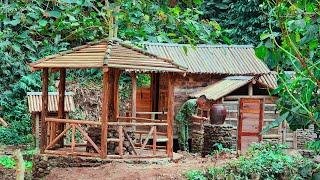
xmin=113 ymin=70 xmax=120 ymax=119
xmin=151 ymin=73 xmax=160 ymax=112
xmin=101 ymin=69 xmax=109 ymax=158
xmin=108 ymin=69 xmax=115 ymax=121
xmin=166 ymin=73 xmax=174 ymax=158
xmin=57 ymin=68 xmax=66 ymax=146
xmin=131 ymin=73 xmax=137 ymax=118
xmin=40 ymin=68 xmax=49 ymax=153
xmin=35 ymin=114 xmax=40 ymax=149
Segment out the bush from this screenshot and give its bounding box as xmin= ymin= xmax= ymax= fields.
xmin=186 ymin=142 xmax=320 ymax=180
xmin=0 ymin=156 xmax=32 ymax=170
xmin=185 ymin=170 xmax=206 ymax=180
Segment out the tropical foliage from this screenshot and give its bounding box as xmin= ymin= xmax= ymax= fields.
xmin=257 ymin=0 xmax=320 ymax=144
xmin=200 ymin=0 xmax=269 ymax=45
xmin=0 ymin=0 xmax=225 ymax=145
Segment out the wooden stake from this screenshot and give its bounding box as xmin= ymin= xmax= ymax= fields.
xmin=40 ymin=68 xmax=49 ymax=153
xmin=166 ymin=74 xmax=174 ymax=158
xmin=101 ymin=70 xmax=109 ymax=158
xmin=14 ymin=149 xmax=25 ymax=180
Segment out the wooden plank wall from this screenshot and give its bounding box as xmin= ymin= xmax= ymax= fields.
xmin=136 ymin=87 xmax=152 ymax=119
xmin=223 ymin=96 xmax=298 ymax=150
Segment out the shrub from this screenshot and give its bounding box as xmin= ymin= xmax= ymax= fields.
xmin=185 ymin=170 xmax=206 ymax=180
xmin=186 ymin=142 xmax=320 ymax=180
xmin=0 ymin=156 xmax=32 ymax=170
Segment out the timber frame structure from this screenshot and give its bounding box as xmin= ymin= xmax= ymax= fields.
xmin=29 ymin=38 xmax=187 ymax=159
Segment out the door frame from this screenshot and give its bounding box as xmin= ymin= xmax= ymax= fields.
xmin=237 ymin=98 xmax=264 ymax=152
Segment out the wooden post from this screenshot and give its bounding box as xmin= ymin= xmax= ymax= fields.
xmin=57 ymin=68 xmax=66 ymax=147
xmin=113 ymin=70 xmax=120 ymax=119
xmin=131 ymin=73 xmax=137 ymax=133
xmin=151 ymin=73 xmax=160 ymax=112
xmin=153 ymin=126 xmax=157 ymax=155
xmin=101 ymin=69 xmax=109 ymax=158
xmin=71 ymin=124 xmax=76 ymax=153
xmin=14 ymin=149 xmax=25 ymax=180
xmin=35 ymin=114 xmax=40 ymax=149
xmin=131 ymin=73 xmax=137 ymax=118
xmin=166 ymin=73 xmax=174 ymax=158
xmin=108 ymin=69 xmax=115 ymax=121
xmin=118 ymin=126 xmax=123 ymax=157
xmin=40 ymin=68 xmax=49 ymax=153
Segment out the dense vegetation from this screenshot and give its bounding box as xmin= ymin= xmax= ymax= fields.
xmin=201 ymin=0 xmax=269 ymax=45
xmin=0 ymin=0 xmax=228 ymax=145
xmin=185 ymin=142 xmax=320 ymax=180
xmin=258 ymin=0 xmax=320 ymax=150
xmin=0 ymin=0 xmax=318 ymax=155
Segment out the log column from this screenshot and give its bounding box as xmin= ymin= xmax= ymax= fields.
xmin=166 ymin=73 xmax=174 ymax=158
xmin=113 ymin=70 xmax=120 ymax=119
xmin=131 ymin=72 xmax=137 ymax=118
xmin=101 ymin=68 xmax=110 ymax=158
xmin=57 ymin=68 xmax=66 ymax=147
xmin=151 ymin=73 xmax=160 ymax=113
xmin=40 ymin=68 xmax=49 ymax=153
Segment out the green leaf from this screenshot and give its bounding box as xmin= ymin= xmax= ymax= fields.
xmin=255 ymin=45 xmax=267 ymax=59
xmin=193 ymin=0 xmax=204 ymax=5
xmin=38 ymin=19 xmax=48 ymax=27
xmin=4 ymin=19 xmax=20 ymax=26
xmin=48 ymin=11 xmax=61 ymax=18
xmin=261 ymin=112 xmax=289 ymax=134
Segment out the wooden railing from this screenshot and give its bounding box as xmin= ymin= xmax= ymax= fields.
xmin=106 ymin=116 xmax=169 ymax=158
xmin=45 ymin=118 xmax=102 ymax=157
xmin=136 ymin=111 xmax=167 ymax=121
xmin=43 ymin=117 xmax=170 ymax=159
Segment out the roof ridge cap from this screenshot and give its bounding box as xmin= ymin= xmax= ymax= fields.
xmin=143 ymin=42 xmax=254 ymax=48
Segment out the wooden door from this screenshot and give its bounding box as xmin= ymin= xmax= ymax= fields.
xmin=237 ymin=98 xmax=264 ymax=153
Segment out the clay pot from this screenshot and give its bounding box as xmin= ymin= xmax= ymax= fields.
xmin=210 ymin=104 xmax=227 ymax=125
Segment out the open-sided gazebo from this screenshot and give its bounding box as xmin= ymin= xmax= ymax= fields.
xmin=29 ymin=39 xmax=187 ymax=159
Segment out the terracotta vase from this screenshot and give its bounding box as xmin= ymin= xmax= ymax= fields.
xmin=210 ymin=104 xmax=227 ymax=125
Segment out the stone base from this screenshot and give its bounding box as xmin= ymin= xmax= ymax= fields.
xmin=201 ymin=124 xmax=232 ymax=157
xmin=191 ymin=132 xmax=203 ymax=153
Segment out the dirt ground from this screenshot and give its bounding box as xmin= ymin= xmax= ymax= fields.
xmin=46 ymin=153 xmax=233 ymax=180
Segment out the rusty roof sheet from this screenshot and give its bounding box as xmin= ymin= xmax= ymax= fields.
xmin=189 ymin=76 xmax=253 ymax=100
xmin=30 ymin=39 xmax=187 ymax=73
xmin=145 ymin=43 xmax=270 ymax=75
xmin=27 ymin=92 xmax=75 ymax=113
xmin=258 ymin=71 xmax=278 ymax=89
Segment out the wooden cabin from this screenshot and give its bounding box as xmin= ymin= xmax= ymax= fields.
xmin=140 ymin=43 xmax=299 ymax=151
xmin=27 ymin=92 xmax=75 ymax=148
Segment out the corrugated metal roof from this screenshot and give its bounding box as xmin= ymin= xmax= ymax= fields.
xmin=145 ymin=43 xmax=270 ymax=75
xmin=30 ymin=39 xmax=187 ymax=73
xmin=27 ymin=92 xmax=75 ymax=113
xmin=189 ymin=76 xmax=253 ymax=100
xmin=258 ymin=71 xmax=278 ymax=89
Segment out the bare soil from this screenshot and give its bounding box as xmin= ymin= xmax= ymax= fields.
xmin=46 ymin=153 xmax=232 ymax=180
